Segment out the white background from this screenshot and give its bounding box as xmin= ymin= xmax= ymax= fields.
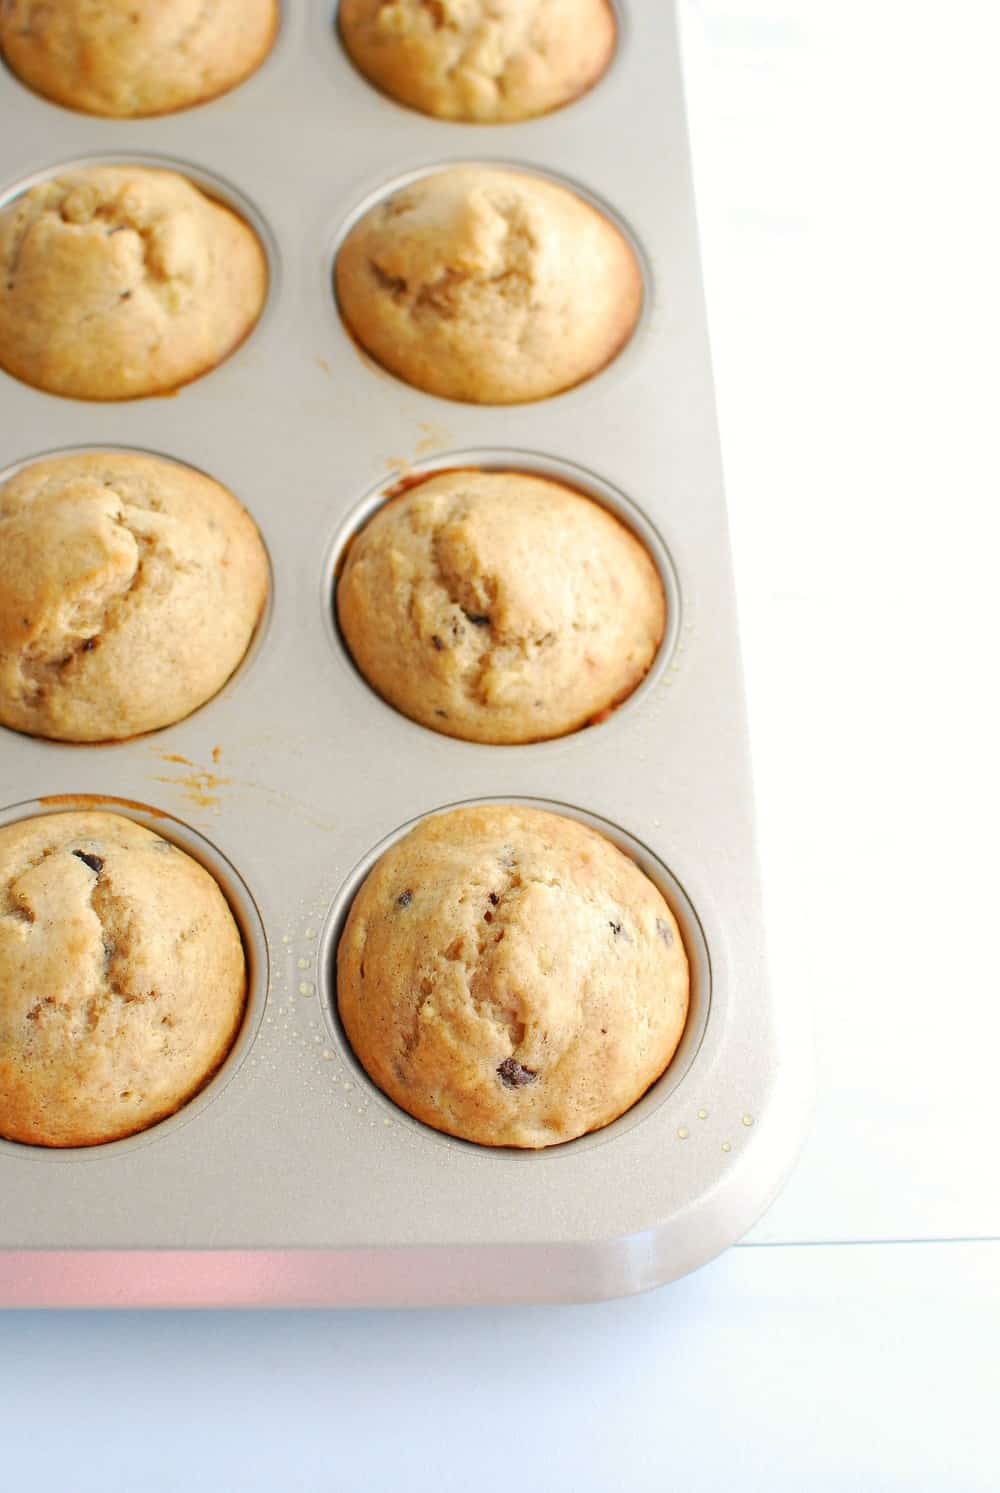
xmin=2 ymin=2 xmax=999 ymax=1488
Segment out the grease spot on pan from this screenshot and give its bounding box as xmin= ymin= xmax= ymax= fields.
xmin=38 ymin=793 xmax=168 ymax=818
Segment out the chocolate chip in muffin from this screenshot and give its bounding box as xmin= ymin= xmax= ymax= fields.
xmin=72 ymin=850 xmax=103 ymax=874
xmin=396 ymin=890 xmax=413 ymax=908
xmin=497 ymin=1057 xmax=538 ymax=1089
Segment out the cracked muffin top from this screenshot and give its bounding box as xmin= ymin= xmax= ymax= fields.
xmin=0 ymin=165 xmax=267 ymax=400
xmin=0 ymin=0 xmax=278 ymax=118
xmin=0 ymin=810 xmax=246 ymax=1147
xmin=334 ymin=165 xmax=642 ymax=404
xmin=0 ymin=450 xmax=268 ymax=742
xmin=336 ymin=468 xmax=665 ymax=743
xmin=337 ymin=804 xmax=689 ymax=1148
xmin=339 ymin=0 xmax=616 ymax=124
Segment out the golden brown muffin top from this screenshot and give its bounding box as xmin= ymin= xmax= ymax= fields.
xmin=337 ymin=469 xmax=665 ymax=742
xmin=338 ymin=804 xmax=689 ymax=1148
xmin=0 ymin=166 xmax=267 ymax=400
xmin=339 ymin=0 xmax=616 ymax=123
xmin=335 ymin=165 xmax=642 ymax=403
xmin=0 ymin=0 xmax=278 ymax=117
xmin=0 ymin=451 xmax=268 ymax=742
xmin=0 ymin=810 xmax=246 ymax=1147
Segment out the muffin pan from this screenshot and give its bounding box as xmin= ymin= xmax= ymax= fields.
xmin=0 ymin=2 xmax=810 ymax=1306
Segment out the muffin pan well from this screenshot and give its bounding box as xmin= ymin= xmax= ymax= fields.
xmin=0 ymin=796 xmax=270 ymax=1164
xmin=326 ymin=157 xmax=654 ymax=401
xmin=326 ymin=450 xmax=678 ymax=741
xmin=0 ymin=1 xmax=809 ymax=1305
xmin=317 ymin=796 xmax=713 ymax=1157
xmin=0 ymin=153 xmax=279 ymax=397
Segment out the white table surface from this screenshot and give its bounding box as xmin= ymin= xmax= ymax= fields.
xmin=2 ymin=3 xmax=998 ymax=1489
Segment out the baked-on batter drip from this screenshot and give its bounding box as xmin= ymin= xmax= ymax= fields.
xmin=335 ymin=165 xmax=642 ymax=404
xmin=0 ymin=166 xmax=267 ymax=399
xmin=0 ymin=811 xmax=246 ymax=1147
xmin=0 ymin=451 xmax=269 ymax=742
xmin=337 ymin=469 xmax=665 ymax=743
xmin=337 ymin=804 xmax=689 ymax=1148
xmin=0 ymin=0 xmax=278 ymax=117
xmin=339 ymin=0 xmax=616 ymax=123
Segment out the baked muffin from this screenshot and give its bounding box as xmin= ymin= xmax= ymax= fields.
xmin=337 ymin=469 xmax=664 ymax=743
xmin=0 ymin=0 xmax=278 ymax=118
xmin=337 ymin=804 xmax=689 ymax=1148
xmin=0 ymin=810 xmax=246 ymax=1147
xmin=0 ymin=165 xmax=267 ymax=400
xmin=335 ymin=166 xmax=641 ymax=403
xmin=0 ymin=451 xmax=268 ymax=742
xmin=339 ymin=0 xmax=616 ymax=123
